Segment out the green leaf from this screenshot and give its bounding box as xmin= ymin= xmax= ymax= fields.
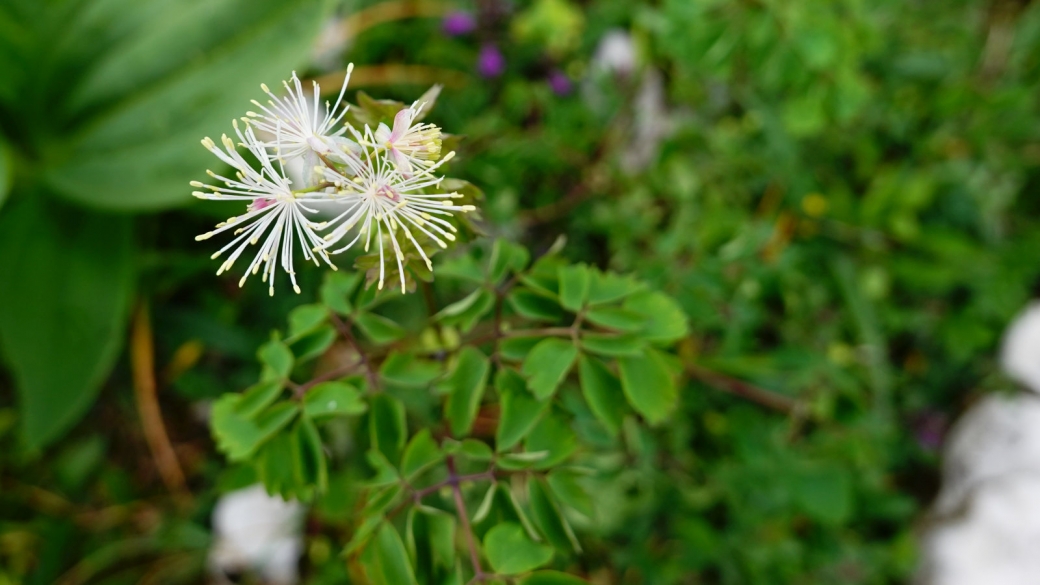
xmin=235 ymin=380 xmax=284 ymax=418
xmin=483 ymin=523 xmax=554 ymax=575
xmin=437 ymin=288 xmax=495 ymax=333
xmin=303 ymin=381 xmax=366 ymax=420
xmin=365 ymin=450 xmax=401 ymax=487
xmin=289 ymin=325 xmax=337 ymax=363
xmin=519 ymin=571 xmax=589 ymax=584
xmin=521 ymin=339 xmax=578 ymax=400
xmin=321 ymin=271 xmax=360 ymax=315
xmin=586 ymin=269 xmax=643 ymax=305
xmin=0 ymin=136 xmax=10 ymax=211
xmin=444 ymin=347 xmax=490 ymax=437
xmin=355 ymin=312 xmax=406 ymax=345
xmin=258 ymin=339 xmax=294 ymax=379
xmin=212 ymin=396 xmax=298 ymax=461
xmin=508 ymin=288 xmax=564 ymax=321
xmin=420 ymin=507 xmax=457 ymax=570
xmin=44 ymin=0 xmax=331 ymax=211
xmin=793 ymin=465 xmax=854 ymax=525
xmin=577 ymin=356 xmax=626 ymax=436
xmin=380 ymin=351 xmax=442 ymax=388
xmin=579 ymin=333 xmax=644 ymax=357
xmin=558 ymin=264 xmax=589 ymax=311
xmin=524 ymin=412 xmax=577 ymax=469
xmin=500 ymin=337 xmax=542 ymax=362
xmin=473 ymin=482 xmax=499 ymax=523
xmin=369 ymin=394 xmax=407 ymax=465
xmin=583 ymin=307 xmax=646 ymax=333
xmin=363 ymin=523 xmax=418 ymax=585
xmin=496 ymin=369 xmax=548 ymax=451
xmin=0 ymin=197 xmax=133 ymax=449
xmin=529 ymin=478 xmax=581 ymax=553
xmin=293 ymin=415 xmax=328 ymax=495
xmin=623 ymin=290 xmax=689 ymax=343
xmin=287 ymin=304 xmax=328 ymax=339
xmin=546 ymin=470 xmax=593 ymax=519
xmin=458 ymin=439 xmax=494 ymax=462
xmin=401 ymin=429 xmax=444 ymax=480
xmin=618 ymin=349 xmax=678 ymax=425
xmin=489 ymin=239 xmax=530 ymax=283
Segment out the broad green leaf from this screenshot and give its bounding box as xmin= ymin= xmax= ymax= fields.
xmin=437 ymin=288 xmax=495 ymax=333
xmin=258 ymin=339 xmax=294 ymax=379
xmin=369 ymin=394 xmax=407 ymax=465
xmin=401 ymin=429 xmax=444 ymax=479
xmin=508 ymin=288 xmax=564 ymax=321
xmin=529 ymin=478 xmax=581 ymax=553
xmin=500 ymin=336 xmax=541 ymax=362
xmin=444 ymin=347 xmax=490 ymax=437
xmin=489 ymin=239 xmax=530 ymax=283
xmin=524 ymin=413 xmax=577 ymax=469
xmin=618 ymin=349 xmax=678 ymax=425
xmin=212 ymin=396 xmax=298 ymax=461
xmin=364 ymin=524 xmax=418 ymax=585
xmin=356 ymin=312 xmax=406 ymax=344
xmin=419 ymin=507 xmax=457 ymax=570
xmin=289 ymin=325 xmax=336 ymax=363
xmin=303 ymin=381 xmax=366 ymax=420
xmin=623 ymin=290 xmax=689 ymax=343
xmin=793 ymin=465 xmax=854 ymax=525
xmin=292 ymin=416 xmax=328 ymax=495
xmin=0 ymin=197 xmax=133 ymax=449
xmin=557 ymin=264 xmax=589 ymax=311
xmin=320 ymin=271 xmax=360 ymax=315
xmin=256 ymin=431 xmax=298 ymax=498
xmin=344 ymin=514 xmax=384 ymax=555
xmin=0 ymin=136 xmax=10 ymax=211
xmin=519 ymin=571 xmax=589 ymax=584
xmin=579 ymin=333 xmax=644 ymax=357
xmin=496 ymin=369 xmax=548 ymax=451
xmin=459 ymin=439 xmax=494 ymax=462
xmin=521 ymin=339 xmax=578 ymax=400
xmin=497 ymin=450 xmax=551 ymax=471
xmin=44 ymin=0 xmax=331 ymax=210
xmin=583 ymin=307 xmax=646 ymax=333
xmin=365 ymin=450 xmax=401 ymax=487
xmin=235 ymin=380 xmax=284 ymax=418
xmin=364 ymin=484 xmax=404 ymax=517
xmin=380 ymin=351 xmax=442 ymax=388
xmin=577 ymin=356 xmax=626 ymax=436
xmin=484 ymin=523 xmax=554 ymax=575
xmin=586 ymin=269 xmax=643 ymax=305
xmin=546 ymin=470 xmax=593 ymax=519
xmin=287 ymin=304 xmax=328 ymax=339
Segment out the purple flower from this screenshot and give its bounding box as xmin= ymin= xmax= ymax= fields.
xmin=547 ymin=70 xmax=572 ymax=96
xmin=477 ymin=44 xmax=506 ymax=78
xmin=441 ymin=11 xmax=476 ymax=37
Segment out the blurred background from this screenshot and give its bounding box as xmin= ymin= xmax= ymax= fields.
xmin=2 ymin=0 xmax=1040 ymax=583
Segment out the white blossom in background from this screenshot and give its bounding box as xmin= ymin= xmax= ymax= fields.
xmin=319 ymin=127 xmax=474 ymax=293
xmin=193 ymin=123 xmax=337 ymax=296
xmin=209 ymin=484 xmax=306 ymax=585
xmin=918 ymin=303 xmax=1040 ymax=585
xmin=1000 ymin=301 xmax=1040 ymax=393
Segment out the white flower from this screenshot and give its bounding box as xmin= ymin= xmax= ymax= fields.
xmin=209 ymin=484 xmax=305 ymax=585
xmin=192 ymin=122 xmax=336 ymax=296
xmin=319 ymin=130 xmax=473 ymax=293
xmin=1001 ymin=302 xmax=1040 ymax=393
xmin=369 ymin=102 xmax=443 ymax=177
xmin=244 ymin=65 xmax=357 ymax=164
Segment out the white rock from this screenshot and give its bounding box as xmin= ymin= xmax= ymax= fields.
xmin=209 ymin=484 xmax=306 ymax=585
xmin=1000 ymin=302 xmax=1040 ymax=393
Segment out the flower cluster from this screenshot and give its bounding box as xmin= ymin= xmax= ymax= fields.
xmin=192 ymin=66 xmax=475 ymax=296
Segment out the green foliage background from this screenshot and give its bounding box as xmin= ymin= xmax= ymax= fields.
xmin=2 ymin=0 xmax=1040 ymax=583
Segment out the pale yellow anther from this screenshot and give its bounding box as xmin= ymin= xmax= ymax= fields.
xmin=293 ymin=284 xmax=301 ymax=294
xmin=445 ymin=233 xmax=456 ymax=241
xmin=202 ymin=137 xmax=216 ymax=149
xmin=260 ymin=83 xmax=270 ymax=93
xmin=190 ymin=181 xmax=205 ymax=188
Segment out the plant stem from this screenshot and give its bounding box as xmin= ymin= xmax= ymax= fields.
xmin=447 ymin=456 xmax=486 ymax=581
